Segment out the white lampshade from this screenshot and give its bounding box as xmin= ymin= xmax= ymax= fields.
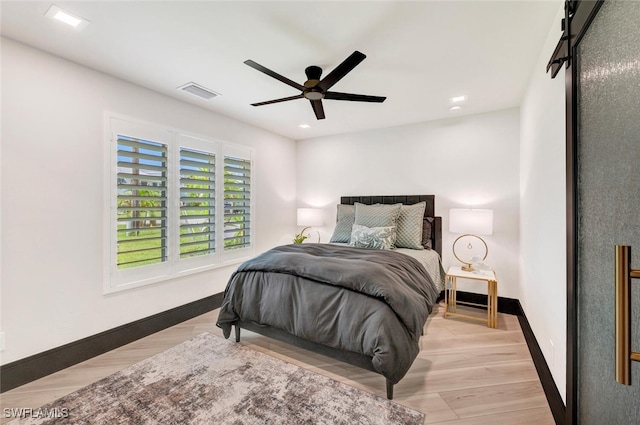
xmin=449 ymin=209 xmax=493 ymax=235
xmin=297 ymin=208 xmax=324 ymax=227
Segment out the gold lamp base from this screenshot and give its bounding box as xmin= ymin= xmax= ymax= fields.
xmin=461 ymin=263 xmax=474 ymax=272
xmin=453 ymin=234 xmax=488 ymax=272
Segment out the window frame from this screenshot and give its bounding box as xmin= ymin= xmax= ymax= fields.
xmin=104 ymin=114 xmax=254 ymax=294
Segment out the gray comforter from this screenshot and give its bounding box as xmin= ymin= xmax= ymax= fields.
xmin=216 ymin=243 xmax=439 ymax=383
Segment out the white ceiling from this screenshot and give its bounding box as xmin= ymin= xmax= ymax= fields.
xmin=0 ymin=1 xmax=560 ymax=140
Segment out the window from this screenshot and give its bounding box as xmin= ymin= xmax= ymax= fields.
xmin=106 ymin=116 xmax=253 ymax=293
xmin=116 ymin=137 xmax=168 ymax=269
xmin=223 ymin=155 xmax=251 ymax=251
xmin=180 ymin=147 xmax=216 ymax=259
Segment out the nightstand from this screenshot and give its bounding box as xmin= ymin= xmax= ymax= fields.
xmin=444 ymin=265 xmax=498 ymax=328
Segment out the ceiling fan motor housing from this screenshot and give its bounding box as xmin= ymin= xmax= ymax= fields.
xmin=303 ymin=65 xmax=323 ymax=99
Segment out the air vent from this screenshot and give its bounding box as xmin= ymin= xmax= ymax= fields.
xmin=178 ymin=82 xmax=220 ymax=100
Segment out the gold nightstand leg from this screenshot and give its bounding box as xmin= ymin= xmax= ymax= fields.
xmin=444 ymin=275 xmax=449 ymax=317
xmin=487 ymin=280 xmax=498 ymax=329
xmin=444 ymin=275 xmax=457 ymax=317
xmin=451 ymin=276 xmax=457 ymax=314
xmin=487 ymin=281 xmax=492 ymax=327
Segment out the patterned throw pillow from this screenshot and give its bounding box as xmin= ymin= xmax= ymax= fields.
xmin=329 ymin=204 xmax=355 ymax=243
xmin=395 ymin=202 xmax=426 ymax=249
xmin=354 ymin=203 xmax=401 ymax=227
xmin=349 ymin=224 xmax=396 ymax=250
xmin=353 ymin=203 xmax=401 ymax=247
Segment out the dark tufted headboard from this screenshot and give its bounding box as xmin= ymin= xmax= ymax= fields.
xmin=339 ymin=195 xmax=442 ymax=257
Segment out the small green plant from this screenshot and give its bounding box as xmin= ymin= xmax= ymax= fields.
xmin=293 ymin=227 xmax=310 ymax=244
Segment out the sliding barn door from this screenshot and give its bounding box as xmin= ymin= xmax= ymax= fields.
xmin=576 ymin=0 xmax=640 ymax=423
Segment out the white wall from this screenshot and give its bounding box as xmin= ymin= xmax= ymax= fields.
xmin=519 ymin=3 xmax=567 ymax=402
xmin=296 ymin=108 xmax=521 ymax=299
xmin=0 ymin=38 xmax=297 ymax=364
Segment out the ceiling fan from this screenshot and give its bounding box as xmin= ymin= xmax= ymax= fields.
xmin=244 ymin=51 xmax=386 ymax=120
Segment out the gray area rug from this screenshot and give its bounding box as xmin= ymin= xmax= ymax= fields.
xmin=10 ymin=332 xmax=424 ymax=424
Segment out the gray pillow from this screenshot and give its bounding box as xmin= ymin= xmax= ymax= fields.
xmin=354 ymin=203 xmax=401 ymax=228
xmin=422 ymin=217 xmax=434 ymax=249
xmin=329 ymin=204 xmax=355 ymax=243
xmin=395 ymin=202 xmax=426 ymax=249
xmin=349 ymin=224 xmax=396 ymax=250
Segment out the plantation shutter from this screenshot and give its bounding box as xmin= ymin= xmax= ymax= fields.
xmin=223 ymin=155 xmax=251 ymax=250
xmin=108 ymin=116 xmax=255 ymax=292
xmin=179 ymin=148 xmax=215 ymax=258
xmin=116 ymin=136 xmax=168 ymax=269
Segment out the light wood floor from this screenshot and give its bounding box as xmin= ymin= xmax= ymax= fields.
xmin=0 ymin=302 xmax=555 ymax=424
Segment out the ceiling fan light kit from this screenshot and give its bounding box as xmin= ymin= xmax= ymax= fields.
xmin=244 ymin=51 xmax=386 ymax=120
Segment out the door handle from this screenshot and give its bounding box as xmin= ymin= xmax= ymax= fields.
xmin=615 ymin=245 xmax=640 ymax=385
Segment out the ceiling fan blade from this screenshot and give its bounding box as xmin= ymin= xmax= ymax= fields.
xmin=317 ymin=51 xmax=366 ymax=91
xmin=310 ymin=99 xmax=325 ymax=120
xmin=325 ymin=91 xmax=386 ymax=103
xmin=251 ymin=94 xmax=304 ymax=107
xmin=244 ymin=60 xmax=306 ymax=91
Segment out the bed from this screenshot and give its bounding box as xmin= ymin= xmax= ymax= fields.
xmin=216 ymin=195 xmax=444 ymax=399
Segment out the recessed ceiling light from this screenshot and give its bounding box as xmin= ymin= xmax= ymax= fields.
xmin=449 ymin=105 xmax=462 ymax=111
xmin=45 ymin=5 xmax=89 ymax=29
xmin=299 ymin=124 xmax=311 ymax=129
xmin=451 ymin=95 xmax=467 ymax=103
